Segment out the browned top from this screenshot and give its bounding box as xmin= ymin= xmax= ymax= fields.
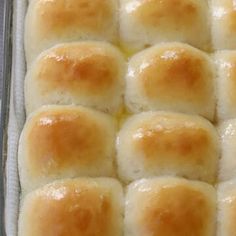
xmin=132 ymin=114 xmax=211 ymax=167
xmin=138 ymin=46 xmax=212 ymax=104
xmin=36 ymin=44 xmax=119 ymax=96
xmin=35 ymin=0 xmax=114 ymax=35
xmin=132 ymin=0 xmax=199 ymax=29
xmin=139 ymin=185 xmax=211 ymax=236
xmin=26 ymin=108 xmax=108 ymax=175
xmin=25 ymin=180 xmax=114 ymax=236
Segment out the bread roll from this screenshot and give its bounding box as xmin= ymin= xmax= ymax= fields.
xmin=217 ymin=180 xmax=236 ymax=236
xmin=125 ymin=43 xmax=215 ymax=120
xmin=18 ymin=105 xmax=116 ymax=193
xmin=25 ymin=42 xmax=125 ymax=115
xmin=211 ymin=0 xmax=236 ymax=50
xmin=120 ymin=0 xmax=210 ymax=53
xmin=25 ymin=0 xmax=118 ymax=65
xmin=125 ymin=177 xmax=216 ymax=236
xmin=117 ymin=111 xmax=219 ymax=183
xmin=215 ymin=51 xmax=236 ymax=120
xmin=19 ymin=178 xmax=123 ymax=236
xmin=218 ymin=119 xmax=236 ymax=182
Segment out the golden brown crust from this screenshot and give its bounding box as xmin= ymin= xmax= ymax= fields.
xmin=133 ymin=0 xmax=199 ymax=29
xmin=26 ymin=109 xmax=108 ymax=176
xmin=139 ymin=46 xmax=212 ymax=104
xmin=36 ymin=44 xmax=118 ymax=96
xmin=35 ymin=0 xmax=114 ymax=35
xmin=23 ymin=180 xmax=115 ymax=236
xmin=133 ymin=118 xmax=209 ymax=167
xmin=139 ymin=185 xmax=211 ymax=236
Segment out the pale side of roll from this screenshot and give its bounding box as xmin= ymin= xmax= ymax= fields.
xmin=211 ymin=0 xmax=236 ymax=50
xmin=218 ymin=119 xmax=236 ymax=182
xmin=215 ymin=51 xmax=236 ymax=121
xmin=217 ymin=180 xmax=236 ymax=236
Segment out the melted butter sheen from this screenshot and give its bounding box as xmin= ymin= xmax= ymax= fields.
xmin=133 ymin=117 xmax=210 ymax=166
xmin=140 ymin=185 xmax=210 ymax=236
xmin=36 ymin=0 xmax=113 ymax=34
xmin=37 ymin=45 xmax=118 ymax=96
xmin=29 ymin=181 xmax=113 ymax=236
xmin=27 ymin=109 xmax=106 ymax=175
xmin=132 ymin=0 xmax=198 ymax=28
xmin=138 ymin=46 xmax=212 ymax=103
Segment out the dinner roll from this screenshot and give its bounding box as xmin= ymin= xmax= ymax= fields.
xmin=18 ymin=105 xmax=116 ymax=193
xmin=217 ymin=180 xmax=236 ymax=236
xmin=19 ymin=178 xmax=123 ymax=236
xmin=125 ymin=177 xmax=216 ymax=236
xmin=25 ymin=42 xmax=125 ymax=115
xmin=211 ymin=0 xmax=236 ymax=50
xmin=120 ymin=0 xmax=210 ymax=53
xmin=215 ymin=51 xmax=236 ymax=120
xmin=25 ymin=0 xmax=118 ymax=64
xmin=218 ymin=119 xmax=236 ymax=182
xmin=125 ymin=43 xmax=215 ymax=121
xmin=117 ymin=111 xmax=219 ymax=183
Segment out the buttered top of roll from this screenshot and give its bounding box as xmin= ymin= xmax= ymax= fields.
xmin=128 ymin=113 xmax=216 ymax=163
xmin=19 ymin=178 xmax=123 ymax=236
xmin=25 ymin=0 xmax=118 ymax=64
xmin=19 ymin=106 xmax=115 ymax=178
xmin=117 ymin=112 xmax=219 ymax=180
xmin=129 ymin=43 xmax=212 ymax=100
xmin=126 ymin=178 xmax=216 ymax=236
xmin=125 ymin=43 xmax=215 ymax=120
xmin=32 ymin=0 xmax=114 ymax=34
xmin=25 ymin=42 xmax=125 ymax=115
xmin=129 ymin=0 xmax=202 ymax=29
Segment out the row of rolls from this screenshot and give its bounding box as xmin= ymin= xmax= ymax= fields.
xmin=18 ymin=104 xmax=236 ymax=235
xmin=25 ymin=0 xmax=236 ymax=63
xmin=26 ymin=41 xmax=236 ymax=121
xmin=19 ymin=0 xmax=236 ymax=235
xmin=19 ymin=176 xmax=235 ymax=236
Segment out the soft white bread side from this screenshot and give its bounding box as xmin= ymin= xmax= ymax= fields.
xmin=125 ymin=42 xmax=215 ymax=120
xmin=18 ymin=105 xmax=116 ymax=194
xmin=25 ymin=42 xmax=125 ymax=116
xmin=18 ymin=178 xmax=124 ymax=236
xmin=218 ymin=119 xmax=236 ymax=182
xmin=217 ymin=180 xmax=236 ymax=236
xmin=117 ymin=111 xmax=219 ymax=183
xmin=215 ymin=51 xmax=236 ymax=120
xmin=25 ymin=0 xmax=118 ymax=65
xmin=125 ymin=177 xmax=216 ymax=236
xmin=120 ymin=0 xmax=210 ymax=53
xmin=211 ymin=0 xmax=236 ymax=50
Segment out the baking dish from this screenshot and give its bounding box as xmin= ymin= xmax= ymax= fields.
xmin=1 ymin=0 xmax=26 ymax=235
